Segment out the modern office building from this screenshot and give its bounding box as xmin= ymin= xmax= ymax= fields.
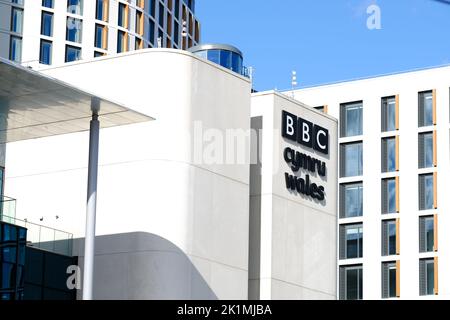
xmin=0 ymin=0 xmax=200 ymax=68
xmin=1 ymin=48 xmax=338 ymax=300
xmin=290 ymin=65 xmax=450 ymax=300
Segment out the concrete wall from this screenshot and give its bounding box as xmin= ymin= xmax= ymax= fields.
xmin=249 ymin=92 xmax=338 ymax=300
xmin=4 ymin=49 xmax=251 ymax=299
xmin=292 ymin=65 xmax=450 ymax=299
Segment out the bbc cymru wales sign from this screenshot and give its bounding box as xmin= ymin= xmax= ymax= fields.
xmin=282 ymin=110 xmax=328 ymax=202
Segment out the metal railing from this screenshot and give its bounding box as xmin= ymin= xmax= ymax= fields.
xmin=0 ymin=215 xmax=74 ymax=257
xmin=0 ymin=196 xmax=17 ymax=224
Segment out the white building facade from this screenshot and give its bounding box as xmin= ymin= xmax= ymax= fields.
xmin=0 ymin=0 xmax=200 ymax=68
xmin=290 ymin=65 xmax=450 ymax=300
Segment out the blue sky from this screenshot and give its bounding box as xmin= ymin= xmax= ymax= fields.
xmin=197 ymin=0 xmax=450 ymax=91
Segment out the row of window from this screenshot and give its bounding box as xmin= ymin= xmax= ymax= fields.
xmin=340 ymin=258 xmax=437 ymax=300
xmin=340 ymin=216 xmax=436 ymax=260
xmin=340 ymin=172 xmax=435 ymax=219
xmin=340 ymin=91 xmax=435 ymax=139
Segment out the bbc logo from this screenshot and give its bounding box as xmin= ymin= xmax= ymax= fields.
xmin=282 ymin=110 xmax=329 ymax=155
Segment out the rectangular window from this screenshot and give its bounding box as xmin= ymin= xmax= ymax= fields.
xmin=419 ymin=174 xmax=435 ymax=211
xmin=339 ymin=265 xmax=363 ymax=300
xmin=118 ymin=2 xmax=128 ymax=28
xmin=66 ymin=17 xmax=82 ymax=43
xmin=94 ymin=51 xmax=105 ymax=58
xmin=11 ymin=7 xmax=24 ymax=33
xmin=339 ymin=182 xmax=363 ymax=218
xmin=340 ymin=224 xmax=363 ymax=260
xmin=419 ymin=259 xmax=435 ymax=296
xmin=419 ymin=216 xmax=435 ymax=253
xmin=148 ymin=19 xmax=155 ymax=45
xmin=381 ymin=137 xmax=397 ymax=173
xmin=381 ymin=178 xmax=397 ymax=214
xmin=65 ymin=45 xmax=81 ymax=62
xmin=340 ymin=101 xmax=363 ymax=137
xmin=9 ymin=36 xmax=22 ymax=62
xmin=67 ymin=0 xmax=83 ymax=15
xmin=41 ymin=11 xmax=53 ymax=37
xmin=117 ymin=30 xmax=127 ymax=53
xmin=418 ymin=132 xmax=434 ymax=168
xmin=96 ymin=0 xmax=109 ymax=22
xmin=149 ymin=0 xmax=156 ymax=17
xmin=175 ymin=0 xmax=180 ymax=18
xmin=159 ymin=2 xmax=165 ymax=28
xmin=11 ymin=0 xmax=24 ymax=5
xmin=42 ymin=0 xmax=53 ymax=8
xmin=94 ymin=24 xmax=107 ymax=49
xmin=382 ymin=220 xmax=397 ymax=256
xmin=382 ymin=262 xmax=397 ymax=298
xmin=136 ymin=11 xmax=144 ymax=35
xmin=419 ymin=91 xmax=434 ymax=127
xmin=39 ymin=39 xmax=52 ymax=65
xmin=340 ymin=142 xmax=363 ymax=178
xmin=173 ymin=22 xmax=179 ymax=45
xmin=382 ymin=96 xmax=397 ymax=132
xmin=135 ymin=37 xmax=143 ymax=50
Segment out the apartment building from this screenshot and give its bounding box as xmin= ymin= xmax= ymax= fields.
xmin=0 ymin=0 xmax=200 ymax=68
xmin=290 ymin=65 xmax=450 ymax=300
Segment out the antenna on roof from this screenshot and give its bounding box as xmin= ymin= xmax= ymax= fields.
xmin=291 ymin=70 xmax=298 ymax=98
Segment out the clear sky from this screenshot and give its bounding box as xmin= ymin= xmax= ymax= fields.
xmin=196 ymin=0 xmax=450 ymax=91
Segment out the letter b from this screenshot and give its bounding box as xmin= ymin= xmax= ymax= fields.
xmin=282 ymin=111 xmax=297 ymax=141
xmin=297 ymin=118 xmax=313 ymax=148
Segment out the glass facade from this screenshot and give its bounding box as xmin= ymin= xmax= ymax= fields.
xmin=42 ymin=0 xmax=53 ymax=8
xmin=341 ymin=224 xmax=363 ymax=259
xmin=381 ymin=137 xmax=396 ymax=173
xmin=0 ymin=222 xmax=27 ymax=300
xmin=190 ymin=47 xmax=245 ymax=77
xmin=419 ymin=216 xmax=434 ymax=253
xmin=419 ymin=174 xmax=434 ymax=211
xmin=382 ymin=178 xmax=396 ymax=214
xmin=9 ymin=36 xmax=22 ymax=62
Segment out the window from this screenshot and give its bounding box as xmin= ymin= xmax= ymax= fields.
xmin=96 ymin=0 xmax=108 ymax=22
xmin=11 ymin=7 xmax=23 ymax=33
xmin=340 ymin=224 xmax=363 ymax=259
xmin=42 ymin=0 xmax=53 ymax=8
xmin=381 ymin=178 xmax=397 ymax=214
xmin=9 ymin=36 xmax=22 ymax=62
xmin=117 ymin=30 xmax=127 ymax=53
xmin=41 ymin=11 xmax=53 ymax=37
xmin=382 ymin=262 xmax=397 ymax=299
xmin=340 ymin=142 xmax=363 ymax=178
xmin=339 ymin=265 xmax=363 ymax=300
xmin=418 ymin=132 xmax=434 ymax=168
xmin=67 ymin=0 xmax=83 ymax=15
xmin=340 ymin=101 xmax=363 ymax=137
xmin=135 ymin=38 xmax=143 ymax=50
xmin=94 ymin=24 xmax=107 ymax=49
xmin=66 ymin=17 xmax=82 ymax=43
xmin=11 ymin=0 xmax=24 ymax=5
xmin=419 ymin=174 xmax=435 ymax=211
xmin=148 ymin=19 xmax=155 ymax=45
xmin=118 ymin=3 xmax=128 ymax=28
xmin=382 ymin=96 xmax=397 ymax=132
xmin=94 ymin=51 xmax=105 ymax=58
xmin=149 ymin=0 xmax=156 ymax=17
xmin=0 ymin=167 xmax=4 ymax=200
xmin=382 ymin=220 xmax=397 ymax=256
xmin=65 ymin=45 xmax=81 ymax=62
xmin=39 ymin=40 xmax=52 ymax=65
xmin=381 ymin=137 xmax=397 ymax=173
xmin=419 ymin=91 xmax=434 ymax=127
xmin=419 ymin=259 xmax=435 ymax=296
xmin=136 ymin=11 xmax=144 ymax=35
xmin=419 ymin=216 xmax=435 ymax=253
xmin=159 ymin=3 xmax=165 ymax=28
xmin=339 ymin=183 xmax=363 ymax=218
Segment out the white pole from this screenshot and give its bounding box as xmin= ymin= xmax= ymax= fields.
xmin=82 ymin=112 xmax=99 ymax=300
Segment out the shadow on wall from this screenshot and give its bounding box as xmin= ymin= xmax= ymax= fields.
xmin=72 ymin=232 xmax=218 ymax=300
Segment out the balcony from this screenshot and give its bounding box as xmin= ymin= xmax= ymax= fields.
xmin=1 ymin=196 xmax=73 ymax=256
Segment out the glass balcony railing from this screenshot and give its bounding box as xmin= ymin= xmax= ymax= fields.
xmin=0 ymin=196 xmax=17 ymax=224
xmin=0 ymin=215 xmax=74 ymax=257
